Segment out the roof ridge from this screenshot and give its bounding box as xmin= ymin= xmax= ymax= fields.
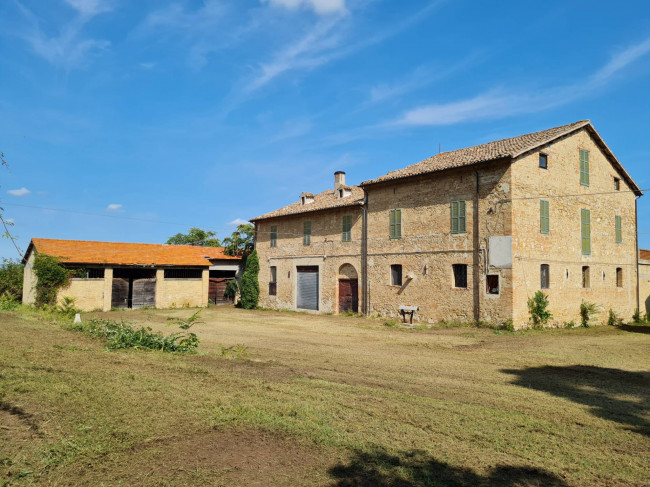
xmin=32 ymin=237 xmax=226 ymax=250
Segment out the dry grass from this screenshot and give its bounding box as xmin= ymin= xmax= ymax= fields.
xmin=1 ymin=306 xmax=648 ymax=486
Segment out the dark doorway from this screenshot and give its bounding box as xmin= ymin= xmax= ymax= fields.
xmin=339 ymin=279 xmax=358 ymax=313
xmin=209 ymin=270 xmax=236 ymax=305
xmin=112 ymin=268 xmax=156 ymax=309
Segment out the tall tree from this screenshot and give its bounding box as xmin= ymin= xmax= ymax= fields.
xmin=239 ymin=249 xmax=259 ymax=309
xmin=166 ymin=227 xmax=220 ymax=247
xmin=222 ymin=223 xmax=254 ymax=258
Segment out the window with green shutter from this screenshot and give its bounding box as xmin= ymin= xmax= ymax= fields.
xmin=540 ymin=200 xmax=550 ymax=234
xmin=303 ymin=221 xmax=311 ymax=246
xmin=581 ymin=209 xmax=591 ymax=255
xmin=615 ymin=215 xmax=622 ymax=243
xmin=270 ymin=225 xmax=277 ymax=248
xmin=389 ymin=209 xmax=402 ymax=239
xmin=451 ymin=200 xmax=466 ymax=234
xmin=579 ymin=149 xmax=590 ymax=186
xmin=342 ymin=215 xmax=352 ymax=242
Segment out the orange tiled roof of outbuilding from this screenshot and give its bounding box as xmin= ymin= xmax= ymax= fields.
xmin=24 ymin=238 xmax=239 ymax=267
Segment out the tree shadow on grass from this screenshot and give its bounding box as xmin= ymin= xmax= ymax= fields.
xmin=502 ymin=365 xmax=650 ymax=436
xmin=328 ymin=449 xmax=568 ymax=486
xmin=616 ymin=324 xmax=650 ymax=334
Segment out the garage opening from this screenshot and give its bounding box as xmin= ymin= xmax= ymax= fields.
xmin=209 ymin=270 xmax=237 ymax=304
xmin=297 ymin=266 xmax=319 ymax=311
xmin=112 ymin=268 xmax=156 ymax=309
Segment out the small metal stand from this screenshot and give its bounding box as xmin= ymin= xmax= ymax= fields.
xmin=399 ymin=305 xmax=419 ymax=324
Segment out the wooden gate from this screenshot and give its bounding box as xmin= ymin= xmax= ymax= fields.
xmin=338 ymin=279 xmax=358 ymax=314
xmin=132 ymin=278 xmax=156 ymax=309
xmin=209 ymin=278 xmax=234 ymax=304
xmin=111 ymin=278 xmax=129 ymax=309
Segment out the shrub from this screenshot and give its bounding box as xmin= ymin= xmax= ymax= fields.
xmin=564 ymin=321 xmax=576 ymax=329
xmin=33 ymin=254 xmax=72 ymax=307
xmin=57 ymin=296 xmax=79 ymax=318
xmin=0 ymin=259 xmax=24 ymax=299
xmin=607 ymin=308 xmax=623 ymax=326
xmin=0 ymin=292 xmax=20 ymax=310
xmin=580 ymin=300 xmax=600 ymax=328
xmin=239 ymin=249 xmax=260 ymax=310
xmin=632 ymin=309 xmax=641 ymax=323
xmin=224 ymin=279 xmax=239 ymax=302
xmin=527 ymin=291 xmax=552 ymax=329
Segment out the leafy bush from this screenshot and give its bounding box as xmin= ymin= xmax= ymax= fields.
xmin=239 ymin=249 xmax=260 ymax=310
xmin=527 ymin=291 xmax=552 ymax=329
xmin=607 ymin=308 xmax=623 ymax=326
xmin=564 ymin=321 xmax=576 ymax=329
xmin=0 ymin=292 xmax=20 ymax=310
xmin=0 ymin=258 xmax=24 ymax=299
xmin=33 ymin=254 xmax=72 ymax=307
xmin=579 ymin=300 xmax=600 ymax=328
xmin=224 ymin=279 xmax=239 ymax=302
xmin=72 ymin=313 xmax=202 ymax=352
xmin=57 ymin=296 xmax=79 ymax=318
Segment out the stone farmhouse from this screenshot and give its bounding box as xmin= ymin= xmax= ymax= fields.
xmin=252 ymin=121 xmax=643 ymax=328
xmin=22 ymin=238 xmax=241 ymax=311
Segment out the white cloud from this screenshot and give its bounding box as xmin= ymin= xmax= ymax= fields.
xmin=63 ymin=0 xmax=112 ymax=17
xmin=106 ymin=204 xmax=123 ymax=212
xmin=396 ymin=37 xmax=650 ymax=126
xmin=7 ymin=187 xmax=31 ymax=197
xmin=261 ymin=0 xmax=347 ymax=15
xmin=10 ymin=1 xmax=111 ymax=69
xmin=228 ymin=218 xmax=248 ymax=226
xmin=4 ymin=218 xmax=15 ymax=225
xmin=139 ymin=62 xmax=156 ymax=69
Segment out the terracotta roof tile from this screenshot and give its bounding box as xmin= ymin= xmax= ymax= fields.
xmin=362 ymin=121 xmax=592 ymax=185
xmin=26 ymin=238 xmax=239 ymax=266
xmin=251 ymin=186 xmax=364 ymax=221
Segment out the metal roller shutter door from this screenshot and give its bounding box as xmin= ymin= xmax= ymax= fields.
xmin=297 ymin=266 xmax=319 ymax=311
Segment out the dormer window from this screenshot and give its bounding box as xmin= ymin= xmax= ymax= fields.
xmin=338 ymin=189 xmax=343 ymax=198
xmin=300 ymin=192 xmax=314 ymax=205
xmin=301 ymin=197 xmax=306 ymax=205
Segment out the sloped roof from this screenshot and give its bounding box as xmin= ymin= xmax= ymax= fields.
xmin=251 ymin=186 xmax=365 ymax=221
xmin=361 ymin=120 xmax=642 ymax=195
xmin=640 ymin=249 xmax=650 ymax=261
xmin=24 ymin=238 xmax=239 ymax=266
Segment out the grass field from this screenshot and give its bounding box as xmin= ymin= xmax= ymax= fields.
xmin=1 ymin=306 xmax=648 ymax=486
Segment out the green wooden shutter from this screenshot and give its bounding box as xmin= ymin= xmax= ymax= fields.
xmin=451 ymin=201 xmax=458 ymax=234
xmin=303 ymin=221 xmax=311 ymax=246
xmin=581 ymin=209 xmax=591 ymax=255
xmin=395 ymin=210 xmax=402 ymax=238
xmin=540 ymin=200 xmax=550 ymax=234
xmin=615 ymin=215 xmax=622 ymax=243
xmin=270 ymin=225 xmax=277 ymax=247
xmin=342 ymin=215 xmax=352 ymax=242
xmin=580 ymin=149 xmax=590 ymax=186
xmin=389 ymin=210 xmax=395 ymax=238
xmin=459 ymin=201 xmax=466 ymax=233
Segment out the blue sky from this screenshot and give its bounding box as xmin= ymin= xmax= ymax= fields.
xmin=1 ymin=0 xmax=649 ymax=259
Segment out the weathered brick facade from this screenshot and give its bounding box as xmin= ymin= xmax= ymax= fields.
xmin=253 ymin=121 xmax=641 ymax=327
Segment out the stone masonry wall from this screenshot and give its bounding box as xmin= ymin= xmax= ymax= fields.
xmin=255 ymin=206 xmax=363 ymax=313
xmin=511 ymin=127 xmax=638 ymax=327
xmin=58 ymin=279 xmax=105 ymax=311
xmin=365 ymin=161 xmax=513 ymax=324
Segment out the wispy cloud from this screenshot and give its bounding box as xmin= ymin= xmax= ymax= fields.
xmin=9 ymin=0 xmax=111 ymax=69
xmin=106 ymin=203 xmax=123 ymax=212
xmin=244 ymin=2 xmax=443 ymax=93
xmin=395 ymin=37 xmax=650 ymax=126
xmin=7 ymin=187 xmax=30 ymax=197
xmin=228 ymin=218 xmax=248 ymax=226
xmin=261 ymin=0 xmax=347 ymax=16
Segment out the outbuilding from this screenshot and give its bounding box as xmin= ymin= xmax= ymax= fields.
xmin=22 ymin=238 xmax=242 ymax=311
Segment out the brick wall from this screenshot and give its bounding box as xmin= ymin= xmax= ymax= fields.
xmin=155 ymin=269 xmax=209 ymax=308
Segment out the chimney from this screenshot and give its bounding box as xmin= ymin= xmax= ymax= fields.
xmin=334 ymin=171 xmax=346 ymax=189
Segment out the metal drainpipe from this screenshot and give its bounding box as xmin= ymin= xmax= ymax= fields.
xmin=473 ymin=167 xmax=481 ymax=322
xmin=634 ymin=196 xmax=641 ymax=313
xmin=361 ymin=188 xmax=369 ymax=315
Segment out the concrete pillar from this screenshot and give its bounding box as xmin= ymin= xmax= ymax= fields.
xmin=202 ymin=269 xmax=209 ymax=307
xmin=155 ymin=269 xmax=164 ymax=309
xmin=103 ymin=267 xmax=113 ymax=311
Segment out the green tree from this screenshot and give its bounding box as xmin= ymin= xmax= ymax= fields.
xmin=239 ymin=249 xmax=259 ymax=309
xmin=0 ymin=258 xmax=24 ymax=299
xmin=166 ymin=227 xmax=220 ymax=247
xmin=33 ymin=254 xmax=72 ymax=306
xmin=222 ymin=223 xmax=254 ymax=258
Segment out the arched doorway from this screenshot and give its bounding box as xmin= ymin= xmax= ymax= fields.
xmin=338 ymin=264 xmax=359 ymax=314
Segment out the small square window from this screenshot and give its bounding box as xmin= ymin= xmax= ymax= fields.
xmin=614 ymin=178 xmax=620 ymax=191
xmin=486 ymin=275 xmax=499 ymax=294
xmin=453 ymin=264 xmax=467 ymax=289
xmin=539 ymin=153 xmax=548 ymax=169
xmin=391 ymin=264 xmax=403 ymax=286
